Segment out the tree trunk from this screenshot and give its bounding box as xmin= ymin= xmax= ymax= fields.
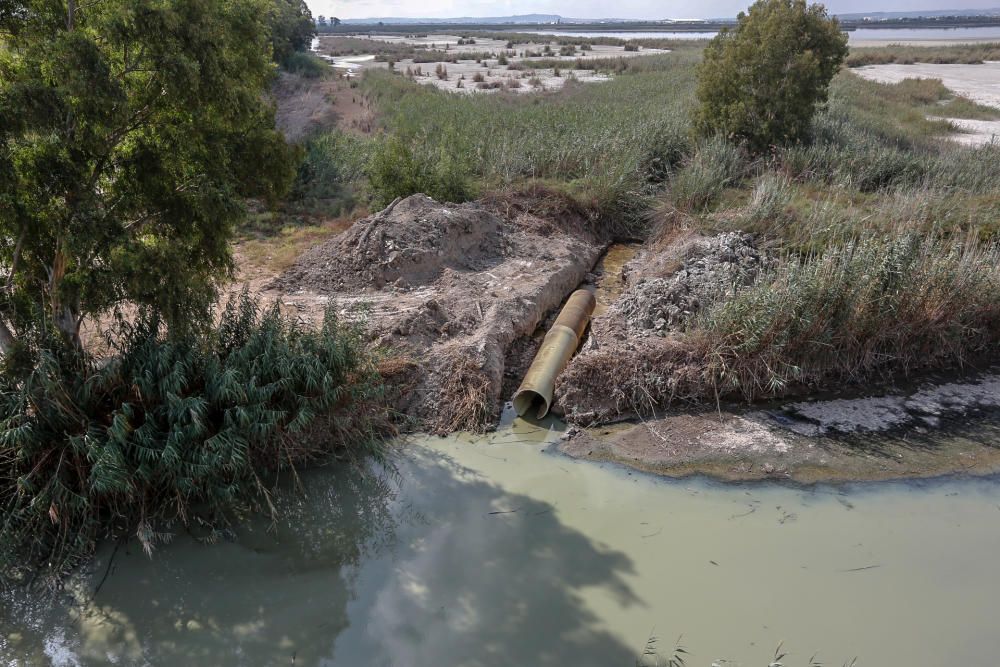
xmin=0 ymin=319 xmax=14 ymax=356
xmin=49 ymin=241 xmax=82 ymax=351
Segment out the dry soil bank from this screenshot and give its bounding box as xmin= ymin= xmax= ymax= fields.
xmin=261 ymin=193 xmax=1000 ymax=483
xmin=272 ymin=193 xmax=604 ymax=433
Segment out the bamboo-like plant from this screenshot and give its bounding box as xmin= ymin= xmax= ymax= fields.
xmin=0 ymin=291 xmax=390 ymax=581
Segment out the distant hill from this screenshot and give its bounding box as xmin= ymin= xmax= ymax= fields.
xmin=837 ymin=8 xmax=1000 ymax=20
xmin=337 ymin=10 xmax=1000 ymax=26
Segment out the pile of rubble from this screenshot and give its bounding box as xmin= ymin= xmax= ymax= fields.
xmin=612 ymin=232 xmax=771 ymax=334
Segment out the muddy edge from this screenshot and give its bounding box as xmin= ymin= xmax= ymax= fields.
xmin=269 ymin=194 xmax=1000 ymax=483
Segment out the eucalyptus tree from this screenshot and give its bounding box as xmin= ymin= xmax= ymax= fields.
xmin=270 ymin=0 xmax=316 ymax=63
xmin=0 ymin=0 xmax=297 ymax=355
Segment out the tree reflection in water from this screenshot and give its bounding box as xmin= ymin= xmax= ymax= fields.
xmin=1 ymin=444 xmax=640 ymax=666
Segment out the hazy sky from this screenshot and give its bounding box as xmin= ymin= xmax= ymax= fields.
xmin=307 ymin=0 xmax=999 ymax=20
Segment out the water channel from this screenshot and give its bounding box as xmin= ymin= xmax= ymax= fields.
xmin=3 ymin=412 xmax=1000 ymax=666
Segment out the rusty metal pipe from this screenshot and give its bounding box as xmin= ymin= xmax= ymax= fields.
xmin=512 ymin=289 xmax=596 ymax=419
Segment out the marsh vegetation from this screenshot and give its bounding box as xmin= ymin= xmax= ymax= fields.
xmin=5 ymin=0 xmax=1000 ymax=587
xmin=293 ymin=18 xmax=1000 ymax=422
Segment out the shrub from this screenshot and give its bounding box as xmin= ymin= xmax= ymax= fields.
xmin=694 ymin=0 xmax=849 ymax=153
xmin=367 ymin=135 xmax=473 ymax=206
xmin=559 ymin=45 xmax=576 ymax=56
xmin=472 ymin=72 xmax=486 ymax=83
xmin=0 ymin=293 xmax=390 ymax=580
xmin=291 ymin=130 xmax=373 ymax=209
xmin=283 ymin=52 xmax=328 ymax=78
xmin=624 ymin=44 xmax=639 ymax=52
xmin=435 ymin=63 xmax=448 ymax=80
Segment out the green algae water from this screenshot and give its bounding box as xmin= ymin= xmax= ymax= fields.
xmin=4 ymin=415 xmax=1000 ymax=666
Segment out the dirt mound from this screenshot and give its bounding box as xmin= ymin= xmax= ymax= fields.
xmin=612 ymin=232 xmax=770 ymax=334
xmin=272 ymin=195 xmax=506 ymax=292
xmin=552 ymin=232 xmax=770 ymax=424
xmin=266 ymin=193 xmax=603 ymax=433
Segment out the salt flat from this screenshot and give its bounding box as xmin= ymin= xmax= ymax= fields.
xmin=853 ymin=61 xmax=1000 ymax=108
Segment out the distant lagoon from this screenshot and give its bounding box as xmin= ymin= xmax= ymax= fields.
xmin=523 ymin=26 xmax=1000 ymax=43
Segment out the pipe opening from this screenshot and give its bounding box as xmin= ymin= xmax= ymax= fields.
xmin=512 ymin=389 xmax=549 ymax=420
xmin=510 ymin=289 xmax=595 ymax=421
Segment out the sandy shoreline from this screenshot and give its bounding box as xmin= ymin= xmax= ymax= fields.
xmin=853 ymin=61 xmax=1000 ymax=108
xmin=852 ymin=61 xmax=1000 ymax=145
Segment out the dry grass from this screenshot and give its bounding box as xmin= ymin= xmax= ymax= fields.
xmin=557 ymin=337 xmax=710 ymax=421
xmin=564 ymin=230 xmax=1000 ymax=421
xmin=696 ymin=231 xmax=1000 ymax=401
xmin=272 ymin=71 xmax=340 ymax=142
xmin=431 ymin=356 xmax=494 ymax=434
xmin=846 ymin=42 xmax=1000 ymax=67
xmin=237 ymin=215 xmax=358 ymax=271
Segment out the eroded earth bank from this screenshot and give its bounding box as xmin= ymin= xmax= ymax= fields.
xmin=268 ymin=193 xmax=1000 ymax=483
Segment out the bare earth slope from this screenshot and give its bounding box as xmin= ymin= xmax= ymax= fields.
xmin=272 ymin=194 xmax=603 ymax=433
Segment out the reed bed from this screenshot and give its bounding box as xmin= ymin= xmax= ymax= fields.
xmin=846 ymin=42 xmax=1000 ymax=67
xmin=698 ymin=232 xmax=1000 ymax=400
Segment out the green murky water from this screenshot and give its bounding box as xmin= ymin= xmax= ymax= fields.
xmin=3 ymin=415 xmax=1000 ymax=666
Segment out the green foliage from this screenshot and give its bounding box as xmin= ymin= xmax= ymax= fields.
xmin=667 ymin=136 xmax=746 ymax=211
xmin=269 ymin=0 xmax=316 ymax=64
xmin=694 ymin=0 xmax=848 ymax=153
xmin=0 ymin=292 xmax=389 ymax=581
xmin=0 ymin=0 xmax=297 ymax=352
xmin=739 ymin=172 xmax=794 ymax=228
xmin=292 ymin=130 xmax=373 ymax=212
xmin=282 ymin=51 xmax=328 ymax=78
xmin=779 ymin=77 xmax=1000 ymax=194
xmin=367 ymin=134 xmax=474 ymax=207
xmin=359 ymin=53 xmax=696 ymax=220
